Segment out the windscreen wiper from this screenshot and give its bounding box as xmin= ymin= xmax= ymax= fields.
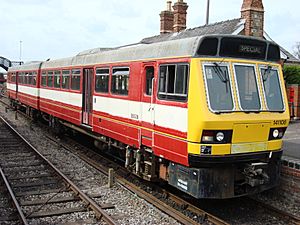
xmin=213 ymin=62 xmax=229 ymax=92
xmin=262 ymin=65 xmax=272 ymax=82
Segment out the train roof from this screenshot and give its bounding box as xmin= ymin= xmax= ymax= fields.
xmin=9 ymin=36 xmax=201 ymax=71
xmin=8 ymin=34 xmax=280 ymax=72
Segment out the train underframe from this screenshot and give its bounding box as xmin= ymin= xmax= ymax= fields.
xmin=12 ymin=101 xmax=282 ymax=199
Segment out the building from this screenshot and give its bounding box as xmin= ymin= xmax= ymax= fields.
xmin=147 ymin=0 xmax=300 ymax=64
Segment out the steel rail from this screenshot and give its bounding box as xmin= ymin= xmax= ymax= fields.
xmin=0 ymin=115 xmax=118 ymax=225
xmin=248 ymin=197 xmax=300 ymax=224
xmin=0 ymin=167 xmax=29 ymax=225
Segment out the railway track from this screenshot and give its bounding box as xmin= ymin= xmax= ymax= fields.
xmin=1 ymin=99 xmax=299 ymax=224
xmin=247 ymin=197 xmax=300 ymax=225
xmin=45 ymin=133 xmax=229 ymax=225
xmin=0 ymin=115 xmax=118 ymax=225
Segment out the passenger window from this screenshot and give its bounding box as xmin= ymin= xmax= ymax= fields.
xmin=62 ymin=70 xmax=70 ymax=89
xmin=28 ymin=72 xmax=33 ymax=85
xmin=32 ymin=72 xmax=37 ymax=85
xmin=12 ymin=73 xmax=16 ymax=82
xmin=18 ymin=73 xmax=23 ymax=84
xmin=54 ymin=71 xmax=61 ymax=88
xmin=47 ymin=71 xmax=54 ymax=87
xmin=111 ymin=67 xmax=129 ymax=95
xmin=41 ymin=72 xmax=47 ymax=87
xmin=71 ymin=69 xmax=81 ymax=90
xmin=95 ymin=68 xmax=109 ymax=93
xmin=24 ymin=73 xmax=29 ymax=85
xmin=158 ymin=64 xmax=189 ymax=101
xmin=145 ymin=66 xmax=154 ymax=95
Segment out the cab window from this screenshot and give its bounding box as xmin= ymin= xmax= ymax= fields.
xmin=158 ymin=64 xmax=189 ymax=101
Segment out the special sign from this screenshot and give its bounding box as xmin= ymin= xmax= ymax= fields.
xmin=239 ymin=45 xmax=262 ymax=54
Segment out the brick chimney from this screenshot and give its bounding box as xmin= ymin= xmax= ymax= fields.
xmin=173 ymin=0 xmax=188 ymax=33
xmin=241 ymin=0 xmax=264 ymax=38
xmin=160 ymin=1 xmax=174 ymax=34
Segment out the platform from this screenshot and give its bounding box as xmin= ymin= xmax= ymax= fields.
xmin=282 ymin=121 xmax=300 ymax=169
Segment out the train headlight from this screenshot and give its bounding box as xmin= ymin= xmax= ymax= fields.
xmin=272 ymin=129 xmax=279 ymax=138
xmin=269 ymin=127 xmax=286 ymax=140
xmin=216 ymin=132 xmax=225 ymax=142
xmin=201 ymin=130 xmax=233 ymax=144
xmin=201 ymin=130 xmax=214 ymax=142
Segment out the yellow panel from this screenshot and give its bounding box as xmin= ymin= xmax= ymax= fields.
xmin=188 ymin=142 xmax=201 ymax=155
xmin=267 ymin=140 xmax=283 ymax=151
xmin=231 ymin=142 xmax=267 ymax=154
xmin=188 ymin=143 xmax=231 ymax=155
xmin=211 ymin=144 xmax=231 ymax=155
xmin=232 ymin=123 xmax=270 ymax=143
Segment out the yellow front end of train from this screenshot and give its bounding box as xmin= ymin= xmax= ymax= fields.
xmin=188 ymin=58 xmax=289 ymax=156
xmin=168 ymin=55 xmax=289 ymax=198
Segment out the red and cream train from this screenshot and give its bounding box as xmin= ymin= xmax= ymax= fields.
xmin=7 ymin=35 xmax=290 ymax=198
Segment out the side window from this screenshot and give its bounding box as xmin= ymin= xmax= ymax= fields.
xmin=28 ymin=72 xmax=33 ymax=85
xmin=62 ymin=70 xmax=70 ymax=89
xmin=145 ymin=66 xmax=154 ymax=95
xmin=47 ymin=71 xmax=54 ymax=87
xmin=71 ymin=69 xmax=81 ymax=90
xmin=25 ymin=73 xmax=29 ymax=85
xmin=18 ymin=72 xmax=23 ymax=84
xmin=41 ymin=72 xmax=47 ymax=87
xmin=54 ymin=70 xmax=61 ymax=88
xmin=111 ymin=67 xmax=129 ymax=95
xmin=32 ymin=72 xmax=37 ymax=85
xmin=158 ymin=64 xmax=189 ymax=101
xmin=95 ymin=68 xmax=109 ymax=93
xmin=12 ymin=73 xmax=16 ymax=82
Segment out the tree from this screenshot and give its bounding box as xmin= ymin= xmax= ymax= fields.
xmin=293 ymin=42 xmax=300 ymax=59
xmin=283 ymin=65 xmax=300 ymax=84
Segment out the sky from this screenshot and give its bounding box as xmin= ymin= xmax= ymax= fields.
xmin=0 ymin=0 xmax=299 ymax=67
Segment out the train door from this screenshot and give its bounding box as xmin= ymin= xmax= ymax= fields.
xmin=140 ymin=63 xmax=156 ymax=147
xmin=82 ymin=68 xmax=94 ymax=126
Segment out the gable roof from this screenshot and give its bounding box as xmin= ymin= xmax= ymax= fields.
xmin=141 ymin=18 xmax=243 ymax=44
xmin=141 ymin=18 xmax=300 ymax=64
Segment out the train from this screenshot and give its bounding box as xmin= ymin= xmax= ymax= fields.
xmin=6 ymin=34 xmax=290 ymax=198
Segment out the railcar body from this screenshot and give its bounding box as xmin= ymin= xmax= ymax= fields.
xmin=7 ymin=35 xmax=289 ymax=198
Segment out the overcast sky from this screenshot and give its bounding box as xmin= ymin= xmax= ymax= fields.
xmin=0 ymin=0 xmax=299 ymax=65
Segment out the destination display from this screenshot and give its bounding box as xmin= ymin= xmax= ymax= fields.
xmin=197 ymin=36 xmax=281 ymax=62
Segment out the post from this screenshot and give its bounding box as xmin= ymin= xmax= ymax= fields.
xmin=206 ymin=0 xmax=210 ymax=25
xmin=108 ymin=168 xmax=114 ymax=188
xmin=19 ymin=41 xmax=22 ymax=61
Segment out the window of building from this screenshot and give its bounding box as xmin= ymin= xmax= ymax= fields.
xmin=158 ymin=64 xmax=189 ymax=101
xmin=95 ymin=68 xmax=109 ymax=93
xmin=62 ymin=70 xmax=70 ymax=89
xmin=47 ymin=71 xmax=54 ymax=87
xmin=111 ymin=67 xmax=129 ymax=95
xmin=41 ymin=72 xmax=47 ymax=87
xmin=145 ymin=66 xmax=154 ymax=95
xmin=54 ymin=70 xmax=61 ymax=88
xmin=71 ymin=69 xmax=81 ymax=90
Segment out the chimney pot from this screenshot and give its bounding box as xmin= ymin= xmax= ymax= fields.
xmin=172 ymin=0 xmax=188 ymax=33
xmin=167 ymin=1 xmax=172 ymax=11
